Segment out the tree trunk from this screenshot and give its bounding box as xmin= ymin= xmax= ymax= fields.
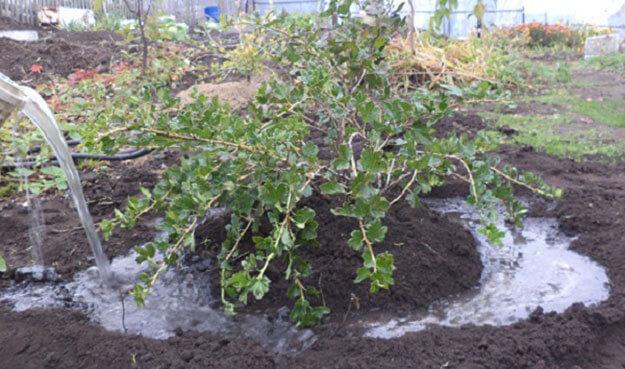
xmin=138 ymin=1 xmax=148 ymax=74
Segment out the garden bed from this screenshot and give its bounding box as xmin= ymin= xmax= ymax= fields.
xmin=0 ymin=16 xmax=123 ymax=85
xmin=1 ymin=14 xmax=625 ymax=369
xmin=1 ymin=125 xmax=624 ymax=368
xmin=0 ymin=30 xmax=123 ymax=85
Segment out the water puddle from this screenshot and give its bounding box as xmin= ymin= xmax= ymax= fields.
xmin=1 ymin=198 xmax=611 ymax=346
xmin=365 ymin=198 xmax=610 ymax=339
xmin=2 ymin=233 xmax=315 ymax=354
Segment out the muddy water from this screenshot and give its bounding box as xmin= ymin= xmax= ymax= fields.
xmin=1 ymin=232 xmax=315 ymax=354
xmin=1 ymin=198 xmax=610 ymax=347
xmin=365 ymin=198 xmax=610 ymax=339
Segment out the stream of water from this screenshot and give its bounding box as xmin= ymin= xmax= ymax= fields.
xmin=0 ymin=74 xmax=112 ymax=282
xmin=24 ymin=194 xmax=45 ymax=266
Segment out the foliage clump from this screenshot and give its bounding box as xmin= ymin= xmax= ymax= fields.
xmin=495 ymin=22 xmax=613 ymax=51
xmin=94 ymin=2 xmax=559 ymax=327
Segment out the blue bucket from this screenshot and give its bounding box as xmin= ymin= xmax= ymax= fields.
xmin=204 ymin=6 xmax=220 ymax=22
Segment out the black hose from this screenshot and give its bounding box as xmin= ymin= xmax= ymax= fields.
xmin=1 ymin=148 xmax=153 ymax=170
xmin=70 ymin=148 xmax=153 ymax=161
xmin=26 ymin=140 xmax=81 ymax=155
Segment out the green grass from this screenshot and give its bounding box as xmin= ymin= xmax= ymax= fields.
xmin=528 ymin=90 xmax=625 ymax=127
xmin=482 ymin=57 xmax=625 ymax=159
xmin=583 ymin=53 xmax=625 ymax=75
xmin=573 ymin=99 xmax=625 ymax=127
xmin=481 ymin=112 xmax=625 ymax=159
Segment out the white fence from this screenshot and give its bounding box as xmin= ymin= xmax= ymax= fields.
xmin=0 ymin=0 xmax=237 ymax=26
xmin=0 ymin=0 xmax=526 ymax=35
xmin=413 ymin=8 xmax=525 ymax=38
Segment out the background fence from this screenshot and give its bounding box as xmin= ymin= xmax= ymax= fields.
xmin=412 ymin=8 xmax=525 ymax=37
xmin=254 ymin=0 xmax=321 ymax=15
xmin=4 ymin=0 xmax=617 ymax=39
xmin=0 ymin=0 xmax=241 ymax=26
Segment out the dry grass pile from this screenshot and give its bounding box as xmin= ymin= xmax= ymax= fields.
xmin=386 ymin=35 xmax=496 ymax=90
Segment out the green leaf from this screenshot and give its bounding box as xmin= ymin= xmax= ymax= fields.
xmin=227 ymin=271 xmax=250 ymax=289
xmin=293 ymin=207 xmax=316 ymax=228
xmin=280 ymin=229 xmax=294 ymax=247
xmin=360 ymin=148 xmax=385 ymax=173
xmin=0 ymin=256 xmax=6 ymax=273
xmin=10 ymin=168 xmax=34 ymax=178
xmin=132 ymin=284 xmax=147 ymax=308
xmin=260 ymin=182 xmax=288 ymax=209
xmin=479 ymin=223 xmax=505 ymax=246
xmin=250 ymin=276 xmax=270 ymax=300
xmin=100 ymin=219 xmax=114 ymax=241
xmin=302 ymin=142 xmax=319 ymax=158
xmin=348 ymin=229 xmax=364 ymax=251
xmin=320 ymin=180 xmax=346 ymax=195
xmin=354 ymin=266 xmax=370 ymax=283
xmin=366 ymin=220 xmax=387 ymax=243
xmin=350 ymin=172 xmax=375 ymax=197
xmin=369 ymin=195 xmax=390 ymax=218
xmin=140 ymin=187 xmax=152 ymax=199
xmin=376 ymin=252 xmax=395 ymax=274
xmin=358 ymin=100 xmax=378 ymax=124
xmin=337 ymin=0 xmax=353 ymax=15
xmin=40 ymin=166 xmax=64 ymax=177
xmin=299 ymin=220 xmax=318 ymax=240
xmin=332 ymin=144 xmax=351 ymax=171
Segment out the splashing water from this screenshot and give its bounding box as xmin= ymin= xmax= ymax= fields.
xmin=365 ymin=198 xmax=610 ymax=338
xmin=0 ymin=73 xmax=112 ymax=282
xmin=9 ymin=123 xmax=46 ymax=266
xmin=25 ymin=194 xmax=46 ymax=266
xmin=2 ymin=233 xmax=316 ymax=354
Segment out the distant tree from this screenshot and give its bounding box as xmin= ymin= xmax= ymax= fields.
xmin=122 ymin=0 xmax=155 ymax=73
xmin=471 ymin=0 xmax=485 ymax=38
xmin=430 ymin=0 xmax=458 ymax=33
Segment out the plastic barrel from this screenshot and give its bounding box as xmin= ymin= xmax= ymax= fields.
xmin=204 ymin=6 xmax=220 ymax=22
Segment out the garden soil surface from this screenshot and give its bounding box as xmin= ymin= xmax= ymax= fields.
xmin=2 ymin=126 xmax=625 ymax=369
xmin=1 ymin=43 xmax=625 ymax=367
xmin=0 ymin=18 xmax=123 ymax=85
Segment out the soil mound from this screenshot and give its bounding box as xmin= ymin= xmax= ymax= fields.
xmin=1 ymin=121 xmax=625 ymax=368
xmin=434 ymin=112 xmax=487 ymax=139
xmin=196 ymin=193 xmax=482 ymax=317
xmin=177 ymin=79 xmax=259 ymax=110
xmin=0 ymin=16 xmax=37 ymax=31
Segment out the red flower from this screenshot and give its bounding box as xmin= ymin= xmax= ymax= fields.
xmin=31 ymin=64 xmax=44 ymax=73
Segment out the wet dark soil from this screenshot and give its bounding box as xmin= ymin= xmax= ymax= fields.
xmin=215 ymin=193 xmax=483 ymax=317
xmin=1 ymin=46 xmax=625 ymax=366
xmin=434 ymin=112 xmax=487 ymax=139
xmin=0 ymin=308 xmax=277 ymax=369
xmin=0 ymin=152 xmax=176 ymax=283
xmin=0 ymin=29 xmax=122 ymax=85
xmin=3 ymin=141 xmax=625 ymax=368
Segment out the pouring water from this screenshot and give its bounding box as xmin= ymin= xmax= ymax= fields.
xmin=0 ymin=73 xmax=113 ymax=284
